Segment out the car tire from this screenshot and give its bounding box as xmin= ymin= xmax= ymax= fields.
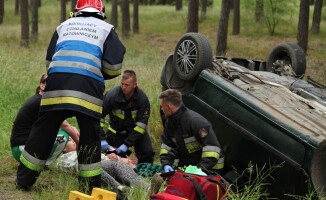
xmin=173 ymin=33 xmax=212 ymax=81
xmin=266 ymin=42 xmax=306 ymax=78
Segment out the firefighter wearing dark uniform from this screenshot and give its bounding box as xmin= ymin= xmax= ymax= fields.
xmin=101 ymin=71 xmax=154 ymax=163
xmin=15 ymin=0 xmax=125 ymax=193
xmin=159 ymin=89 xmax=224 ymax=175
xmin=11 ymin=74 xmax=80 ymax=165
xmin=10 ymin=93 xmax=70 ymax=165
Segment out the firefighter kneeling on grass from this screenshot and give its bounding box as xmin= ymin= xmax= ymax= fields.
xmin=151 ymin=89 xmax=225 ymax=193
xmin=100 ymin=70 xmax=154 ymax=164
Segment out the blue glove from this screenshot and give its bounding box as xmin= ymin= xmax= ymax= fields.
xmin=116 ymin=144 xmax=128 ymax=155
xmin=101 ymin=140 xmax=110 ymax=152
xmin=163 ymin=165 xmax=174 ymax=173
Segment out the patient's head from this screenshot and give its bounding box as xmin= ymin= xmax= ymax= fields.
xmin=63 ymin=137 xmax=77 ymax=153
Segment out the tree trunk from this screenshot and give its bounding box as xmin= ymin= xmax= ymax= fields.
xmin=229 ymin=0 xmax=234 ymax=10
xmin=122 ymin=0 xmax=130 ymax=38
xmin=38 ymin=0 xmax=41 ymax=7
xmin=176 ymin=0 xmax=182 ymax=11
xmin=255 ymin=0 xmax=263 ymax=22
xmin=133 ymin=0 xmax=139 ymax=33
xmin=216 ymin=0 xmax=231 ymax=56
xmin=232 ymin=0 xmax=240 ymax=35
xmin=201 ymin=0 xmax=207 ymax=19
xmin=187 ymin=0 xmax=199 ymax=33
xmin=149 ymin=0 xmax=153 ymax=5
xmin=15 ymin=0 xmax=19 ymax=16
xmin=61 ymin=0 xmax=66 ymax=23
xmin=0 ymin=0 xmax=4 ymax=24
xmin=310 ymin=0 xmax=315 ymax=5
xmin=111 ymin=0 xmax=118 ymax=28
xmin=20 ymin=0 xmax=29 ymax=47
xmin=71 ymin=0 xmax=77 ymax=12
xmin=31 ymin=0 xmax=38 ymax=42
xmin=297 ymin=0 xmax=310 ymax=52
xmin=311 ymin=0 xmax=323 ymax=33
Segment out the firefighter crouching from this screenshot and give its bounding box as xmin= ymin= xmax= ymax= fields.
xmin=101 ymin=70 xmax=154 ymax=163
xmin=159 ymin=89 xmax=224 ymax=175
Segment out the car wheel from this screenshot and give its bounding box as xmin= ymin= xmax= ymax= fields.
xmin=173 ymin=33 xmax=212 ymax=81
xmin=267 ymin=42 xmax=306 ymax=78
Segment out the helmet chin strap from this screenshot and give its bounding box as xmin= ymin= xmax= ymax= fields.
xmin=73 ymin=11 xmax=106 ymax=20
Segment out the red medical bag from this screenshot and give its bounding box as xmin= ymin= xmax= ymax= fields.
xmin=150 ymin=171 xmax=228 ymax=200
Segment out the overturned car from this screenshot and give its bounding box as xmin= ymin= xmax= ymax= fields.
xmin=160 ymin=33 xmax=326 ymax=197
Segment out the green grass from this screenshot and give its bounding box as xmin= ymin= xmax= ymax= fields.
xmin=1 ymin=0 xmax=326 ymax=199
xmin=226 ymin=162 xmax=281 ymax=200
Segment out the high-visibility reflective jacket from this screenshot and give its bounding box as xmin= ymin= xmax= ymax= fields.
xmin=102 ymin=86 xmax=150 ymax=147
xmin=160 ymin=105 xmax=224 ymax=173
xmin=43 ymin=16 xmax=125 ymax=119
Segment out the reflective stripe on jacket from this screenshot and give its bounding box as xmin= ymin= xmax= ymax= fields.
xmin=44 ymin=17 xmax=125 ymax=119
xmin=160 ymin=105 xmax=224 ymax=173
xmin=49 ymin=17 xmax=118 ymax=82
xmin=101 ymin=86 xmax=150 ymax=147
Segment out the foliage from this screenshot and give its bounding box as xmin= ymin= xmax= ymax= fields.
xmin=262 ymin=0 xmax=297 ymax=35
xmin=226 ymin=162 xmax=281 ymax=200
xmin=155 ymin=0 xmax=177 ymax=5
xmin=242 ymin=0 xmax=297 ymax=35
xmin=153 ymin=0 xmax=213 ymax=6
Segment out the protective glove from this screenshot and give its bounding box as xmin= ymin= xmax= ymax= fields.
xmin=116 ymin=144 xmax=128 ymax=155
xmin=163 ymin=165 xmax=174 ymax=173
xmin=101 ymin=140 xmax=110 ymax=152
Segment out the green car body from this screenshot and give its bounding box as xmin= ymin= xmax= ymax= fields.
xmin=160 ymin=33 xmax=326 ymax=197
xmin=183 ymin=69 xmax=321 ymax=196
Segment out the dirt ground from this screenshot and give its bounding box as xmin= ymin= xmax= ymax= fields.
xmin=0 ymin=174 xmax=33 ymax=200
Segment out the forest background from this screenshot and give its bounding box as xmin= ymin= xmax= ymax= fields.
xmin=0 ymin=0 xmax=326 ymax=199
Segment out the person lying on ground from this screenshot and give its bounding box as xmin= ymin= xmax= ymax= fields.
xmin=106 ymin=152 xmax=165 ymax=179
xmin=10 ymin=74 xmax=80 ymax=166
xmin=56 ymin=138 xmax=150 ymax=191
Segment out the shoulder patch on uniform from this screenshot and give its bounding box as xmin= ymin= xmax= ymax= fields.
xmin=143 ymin=108 xmax=149 ymax=117
xmin=199 ymin=128 xmax=208 ymax=138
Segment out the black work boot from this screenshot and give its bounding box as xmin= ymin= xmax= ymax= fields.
xmin=14 ymin=179 xmax=31 ymax=191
